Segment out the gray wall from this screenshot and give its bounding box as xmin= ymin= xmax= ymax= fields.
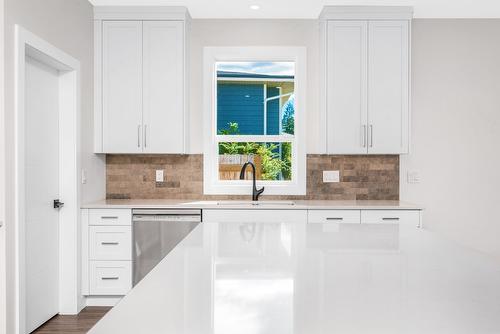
xmin=3 ymin=0 xmax=104 ymax=332
xmin=401 ymin=19 xmax=500 ymax=259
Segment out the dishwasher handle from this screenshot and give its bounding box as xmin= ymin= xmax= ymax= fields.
xmin=132 ymin=209 xmax=201 ymax=216
xmin=133 ymin=215 xmax=201 ymax=223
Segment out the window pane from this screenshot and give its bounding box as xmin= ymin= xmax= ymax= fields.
xmin=218 ymin=142 xmax=292 ymax=181
xmin=216 ymin=62 xmax=295 ymax=136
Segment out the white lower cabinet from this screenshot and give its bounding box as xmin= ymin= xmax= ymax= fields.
xmin=308 ymin=210 xmax=361 ymax=224
xmin=82 ymin=209 xmax=133 ymax=299
xmin=89 ymin=209 xmax=132 ymax=226
xmin=308 ymin=209 xmax=421 ymax=227
xmin=203 ymin=209 xmax=308 ymax=223
xmin=89 ymin=226 xmax=132 ymax=261
xmin=89 ymin=261 xmax=133 ymax=296
xmin=81 ymin=206 xmax=421 ymax=302
xmin=361 ymin=210 xmax=421 ymax=227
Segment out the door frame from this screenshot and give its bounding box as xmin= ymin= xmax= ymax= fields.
xmin=14 ymin=25 xmax=81 ymax=334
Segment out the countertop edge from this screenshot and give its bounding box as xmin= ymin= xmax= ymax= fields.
xmin=81 ymin=200 xmax=423 ymax=210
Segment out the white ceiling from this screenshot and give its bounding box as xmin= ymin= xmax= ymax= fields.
xmin=88 ymin=0 xmax=500 ymax=18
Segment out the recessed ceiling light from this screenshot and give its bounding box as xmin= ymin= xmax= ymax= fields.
xmin=250 ymin=5 xmax=260 ymax=10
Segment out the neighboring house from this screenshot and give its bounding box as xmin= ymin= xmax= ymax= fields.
xmin=217 ymin=70 xmax=294 ymax=135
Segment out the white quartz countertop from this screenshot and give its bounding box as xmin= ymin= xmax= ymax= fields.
xmin=81 ymin=199 xmax=422 ymax=210
xmin=89 ymin=222 xmax=500 ymax=334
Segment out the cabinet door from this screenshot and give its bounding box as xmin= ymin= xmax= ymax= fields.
xmin=326 ymin=21 xmax=368 ymax=154
xmin=102 ymin=21 xmax=143 ymax=153
xmin=367 ymin=21 xmax=409 ymax=154
xmin=143 ymin=21 xmax=185 ymax=153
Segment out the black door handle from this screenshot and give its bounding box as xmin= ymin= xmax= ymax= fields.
xmin=53 ymin=199 xmax=64 ymax=209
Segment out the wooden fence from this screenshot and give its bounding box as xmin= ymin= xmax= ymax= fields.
xmin=219 ymin=155 xmax=262 ymax=180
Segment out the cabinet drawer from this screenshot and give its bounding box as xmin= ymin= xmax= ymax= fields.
xmin=361 ymin=210 xmax=420 ymax=227
xmin=308 ymin=210 xmax=361 ymax=224
xmin=203 ymin=209 xmax=308 ymax=223
xmin=89 ymin=261 xmax=132 ymax=295
xmin=89 ymin=226 xmax=132 ymax=260
xmin=89 ymin=209 xmax=131 ymax=226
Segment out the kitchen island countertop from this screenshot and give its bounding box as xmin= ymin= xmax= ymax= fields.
xmin=89 ymin=221 xmax=500 ymax=334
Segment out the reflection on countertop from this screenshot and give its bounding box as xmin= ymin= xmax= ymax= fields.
xmin=89 ymin=221 xmax=500 ymax=334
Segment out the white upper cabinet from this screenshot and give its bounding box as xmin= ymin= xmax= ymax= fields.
xmin=326 ymin=21 xmax=368 ymax=154
xmin=102 ymin=21 xmax=143 ymax=153
xmin=321 ymin=6 xmax=412 ymax=155
xmin=142 ymin=21 xmax=185 ymax=153
xmin=367 ymin=21 xmax=409 ymax=154
xmin=94 ymin=7 xmax=190 ymax=154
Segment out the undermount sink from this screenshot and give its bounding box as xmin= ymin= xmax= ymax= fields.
xmin=216 ymin=200 xmax=296 ymax=206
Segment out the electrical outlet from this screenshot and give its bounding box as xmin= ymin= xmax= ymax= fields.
xmin=407 ymin=171 xmax=420 ymax=184
xmin=155 ymin=170 xmax=164 ymax=182
xmin=323 ymin=170 xmax=340 ymax=183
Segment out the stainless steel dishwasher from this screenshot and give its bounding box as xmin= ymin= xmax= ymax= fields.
xmin=132 ymin=209 xmax=201 ymax=285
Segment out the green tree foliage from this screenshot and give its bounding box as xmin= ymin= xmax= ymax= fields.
xmin=218 ymin=122 xmax=292 ymax=180
xmin=282 ymin=95 xmax=295 ymax=135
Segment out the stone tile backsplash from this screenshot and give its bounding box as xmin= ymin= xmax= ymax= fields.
xmin=106 ymin=154 xmax=399 ymax=200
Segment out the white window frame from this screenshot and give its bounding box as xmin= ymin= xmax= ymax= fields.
xmin=203 ymin=46 xmax=307 ymax=195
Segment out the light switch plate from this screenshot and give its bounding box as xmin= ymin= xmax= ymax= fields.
xmin=323 ymin=170 xmax=340 ymax=183
xmin=155 ymin=170 xmax=164 ymax=182
xmin=81 ymin=169 xmax=87 ymax=184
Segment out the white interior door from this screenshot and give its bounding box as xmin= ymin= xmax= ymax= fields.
xmin=143 ymin=21 xmax=184 ymax=153
xmin=102 ymin=21 xmax=143 ymax=153
xmin=25 ymin=56 xmax=60 ymax=333
xmin=367 ymin=20 xmax=409 ymax=154
xmin=326 ymin=21 xmax=368 ymax=154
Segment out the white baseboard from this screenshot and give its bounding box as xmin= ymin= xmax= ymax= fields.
xmin=85 ymin=296 xmax=123 ymax=307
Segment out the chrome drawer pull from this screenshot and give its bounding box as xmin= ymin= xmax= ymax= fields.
xmin=101 ymin=242 xmax=119 ymax=245
xmin=101 ymin=277 xmax=119 ymax=280
xmin=137 ymin=124 xmax=141 ymax=148
xmin=382 ymin=217 xmax=400 ymax=221
xmin=369 ymin=125 xmax=373 ymax=148
xmin=101 ymin=216 xmax=118 ymax=219
xmin=326 ymin=217 xmax=343 ymax=221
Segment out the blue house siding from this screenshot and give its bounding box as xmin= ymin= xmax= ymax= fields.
xmin=266 ymin=87 xmax=280 ymax=135
xmin=217 ymin=83 xmax=264 ymax=135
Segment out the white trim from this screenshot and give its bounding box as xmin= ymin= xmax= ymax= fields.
xmin=265 ymin=92 xmax=292 ymax=103
xmin=217 ymin=77 xmax=294 ymax=83
xmin=214 ymin=135 xmax=294 ymax=142
xmin=203 ymin=46 xmax=306 ymax=195
xmin=93 ymin=20 xmax=103 ymax=153
xmin=318 ymin=19 xmax=328 ymax=154
xmin=0 ymin=0 xmax=5 ymax=333
xmin=14 ymin=25 xmax=81 ymax=333
xmin=85 ymin=296 xmax=123 ymax=307
xmin=263 ymin=83 xmax=267 ymax=134
xmin=94 ymin=6 xmax=191 ymax=21
xmin=319 ymin=6 xmax=413 ymax=20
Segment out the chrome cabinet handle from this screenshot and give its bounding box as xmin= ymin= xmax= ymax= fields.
xmin=382 ymin=217 xmax=400 ymax=221
xmin=361 ymin=125 xmax=367 ymax=148
xmin=144 ymin=124 xmax=147 ymax=148
xmin=137 ymin=125 xmax=141 ymax=148
xmin=101 ymin=277 xmax=119 ymax=280
xmin=369 ymin=125 xmax=373 ymax=148
xmin=326 ymin=217 xmax=344 ymax=221
xmin=101 ymin=242 xmax=119 ymax=245
xmin=101 ymin=216 xmax=118 ymax=219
